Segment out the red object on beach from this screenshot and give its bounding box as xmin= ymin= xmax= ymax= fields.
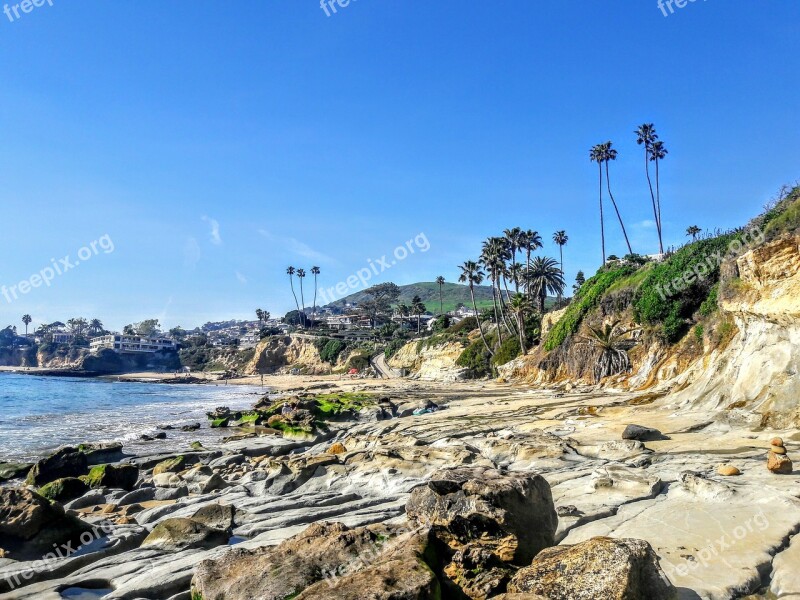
xmin=348 ymin=368 xmax=359 ymax=375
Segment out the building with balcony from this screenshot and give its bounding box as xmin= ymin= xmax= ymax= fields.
xmin=90 ymin=335 xmax=176 ymax=354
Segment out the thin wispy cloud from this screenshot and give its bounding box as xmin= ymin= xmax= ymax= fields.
xmin=202 ymin=216 xmax=222 ymax=245
xmin=235 ymin=271 xmax=248 ymax=284
xmin=183 ymin=237 xmax=201 ymax=268
xmin=257 ymin=229 xmax=335 ymax=265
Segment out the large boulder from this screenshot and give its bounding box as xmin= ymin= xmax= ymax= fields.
xmin=152 ymin=455 xmax=186 ymax=475
xmin=0 ymin=462 xmax=32 ymax=482
xmin=141 ymin=517 xmax=229 ymax=552
xmin=25 ymin=447 xmax=88 ymax=486
xmin=85 ymin=464 xmax=140 ymax=490
xmin=621 ymin=424 xmax=668 ymax=442
xmin=192 ymin=521 xmax=439 ymax=600
xmin=78 ymin=442 xmax=125 ymax=465
xmin=508 ymin=537 xmax=676 ymax=600
xmin=406 ymin=467 xmax=557 ymax=566
xmin=38 ymin=477 xmax=89 ymax=503
xmin=0 ymin=487 xmax=90 ymax=559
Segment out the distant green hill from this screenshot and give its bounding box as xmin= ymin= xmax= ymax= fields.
xmin=325 ymin=282 xmax=497 ymax=314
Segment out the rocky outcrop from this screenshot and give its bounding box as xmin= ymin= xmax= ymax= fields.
xmin=406 ymin=467 xmax=557 ymax=565
xmin=0 ymin=488 xmax=90 ymax=560
xmin=508 ymin=537 xmax=676 ymax=600
xmin=142 ymin=517 xmax=229 ymax=552
xmin=192 ymin=521 xmax=439 ymax=600
xmin=388 ymin=340 xmax=470 ymax=381
xmin=25 ymin=447 xmax=88 ymax=486
xmin=246 ymin=335 xmax=326 ymax=374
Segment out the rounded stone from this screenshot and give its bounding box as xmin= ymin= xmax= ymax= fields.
xmin=771 ymin=445 xmax=787 ymax=455
xmin=771 ymin=437 xmax=784 ymax=447
xmin=717 ymin=465 xmax=741 ymax=476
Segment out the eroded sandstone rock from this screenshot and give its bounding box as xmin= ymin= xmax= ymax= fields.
xmin=406 ymin=467 xmax=557 ymax=566
xmin=508 ymin=537 xmax=676 ymax=600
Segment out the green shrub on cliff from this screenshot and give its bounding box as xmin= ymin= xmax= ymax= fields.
xmin=544 ymin=266 xmax=636 ymax=351
xmin=633 ymin=233 xmax=740 ymax=342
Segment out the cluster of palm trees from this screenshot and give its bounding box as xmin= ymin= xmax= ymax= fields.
xmin=396 ymin=295 xmax=427 ymax=333
xmin=285 ymin=266 xmax=320 ymax=326
xmin=458 ymin=228 xmax=568 ymax=357
xmin=27 ymin=318 xmax=105 ymax=340
xmin=590 ymin=123 xmax=669 ymax=264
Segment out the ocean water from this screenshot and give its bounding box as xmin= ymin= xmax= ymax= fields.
xmin=0 ymin=373 xmax=267 ymax=462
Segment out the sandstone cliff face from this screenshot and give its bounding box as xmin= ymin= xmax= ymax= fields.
xmin=668 ymin=234 xmax=800 ymax=426
xmin=244 ymin=335 xmax=367 ymax=375
xmin=388 ymin=340 xmax=470 ymax=382
xmin=246 ymin=335 xmax=330 ymax=375
xmin=501 ymin=234 xmax=800 ymax=426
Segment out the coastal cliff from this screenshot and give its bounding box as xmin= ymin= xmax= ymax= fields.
xmin=499 ymin=230 xmax=800 ymax=427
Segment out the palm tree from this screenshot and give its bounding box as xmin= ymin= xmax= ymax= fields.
xmin=552 ymin=230 xmax=568 ymax=303
xmin=521 ymin=230 xmax=542 ymax=301
xmin=600 ymin=141 xmax=633 ymax=256
xmin=650 ymin=140 xmax=668 ymax=247
xmin=311 ymin=266 xmax=321 ymax=326
xmin=21 ymin=315 xmax=32 ymax=338
xmin=503 ymin=228 xmax=523 ymax=292
xmin=686 ymin=225 xmax=701 ymax=242
xmin=256 ymin=309 xmax=265 ymax=326
xmin=397 ymin=303 xmax=411 ymax=325
xmin=88 ymin=319 xmax=104 ymax=336
xmin=296 ymin=269 xmax=307 ymax=326
xmin=481 ymin=238 xmax=513 ymax=343
xmin=458 ymin=261 xmax=493 ymax=356
xmin=435 ymin=276 xmax=446 ymax=315
xmin=411 ymin=295 xmax=426 ymax=333
xmin=590 ymin=144 xmax=607 ymax=265
xmin=286 ymin=267 xmax=301 ymax=316
xmin=579 ymin=320 xmax=637 ymax=382
xmin=508 ymin=293 xmax=533 ymax=354
xmin=636 ymin=124 xmax=663 ymax=254
xmin=525 ymin=256 xmax=566 ymax=314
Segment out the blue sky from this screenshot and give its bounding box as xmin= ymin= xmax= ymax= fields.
xmin=1 ymin=1 xmax=798 ymax=331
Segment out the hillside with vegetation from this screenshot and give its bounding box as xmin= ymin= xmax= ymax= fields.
xmin=325 ymin=282 xmax=497 ymax=313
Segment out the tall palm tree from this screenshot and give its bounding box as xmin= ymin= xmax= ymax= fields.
xmin=651 ymin=140 xmax=668 ymax=248
xmin=311 ymin=266 xmax=321 ymax=326
xmin=286 ymin=267 xmax=301 ymax=316
xmin=600 ymin=141 xmax=633 ymax=256
xmin=21 ymin=314 xmax=32 ymax=338
xmin=522 ymin=230 xmax=542 ymax=301
xmin=503 ymin=228 xmax=523 ymax=292
xmin=458 ymin=261 xmax=493 ymax=356
xmin=256 ymin=309 xmax=264 ymax=326
xmin=525 ymin=256 xmax=566 ymax=314
xmin=435 ymin=276 xmax=446 ymax=315
xmin=590 ymin=144 xmax=607 ymax=265
xmin=508 ymin=293 xmax=533 ymax=354
xmin=296 ymin=269 xmax=307 ymax=325
xmin=636 ymin=124 xmax=663 ymax=254
xmin=411 ymin=295 xmax=426 ymax=333
xmin=686 ymin=225 xmax=701 ymax=242
xmin=552 ymin=230 xmax=568 ymax=303
xmin=481 ymin=238 xmax=513 ymax=342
